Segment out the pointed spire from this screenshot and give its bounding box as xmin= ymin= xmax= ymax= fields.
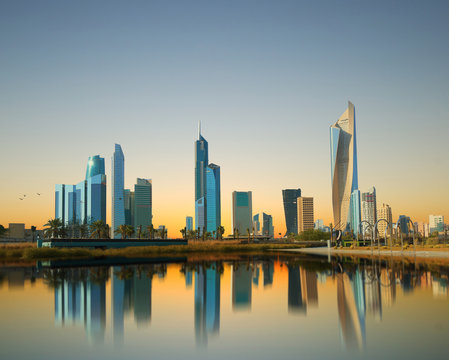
xmin=198 ymin=121 xmax=201 ymax=139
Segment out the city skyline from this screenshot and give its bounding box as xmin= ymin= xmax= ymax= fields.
xmin=1 ymin=1 xmax=448 ymax=237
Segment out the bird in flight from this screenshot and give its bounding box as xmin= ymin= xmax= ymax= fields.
xmin=19 ymin=198 xmax=23 ymax=200
xmin=36 ymin=193 xmax=41 ymax=196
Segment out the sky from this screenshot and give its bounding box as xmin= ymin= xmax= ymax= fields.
xmin=0 ymin=0 xmax=448 ymax=237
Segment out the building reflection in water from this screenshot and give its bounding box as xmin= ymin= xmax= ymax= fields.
xmin=41 ymin=258 xmax=449 ymax=351
xmin=231 ymin=264 xmax=252 ymax=311
xmin=336 ymin=272 xmax=366 ymax=352
xmin=194 ymin=263 xmax=221 ymax=347
xmin=287 ymin=265 xmax=304 ymax=313
xmin=54 ymin=268 xmax=107 ymax=344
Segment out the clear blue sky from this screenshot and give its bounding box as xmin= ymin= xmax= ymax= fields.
xmin=1 ymin=0 xmax=448 ymax=234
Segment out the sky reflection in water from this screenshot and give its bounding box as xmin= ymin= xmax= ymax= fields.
xmin=0 ymin=255 xmax=448 ymax=360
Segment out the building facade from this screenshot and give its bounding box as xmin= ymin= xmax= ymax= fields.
xmin=112 ymin=144 xmax=125 ymax=238
xmin=297 ymin=197 xmax=314 ymax=233
xmin=55 ymin=155 xmax=106 ymax=227
xmin=232 ymin=191 xmax=252 ymax=235
xmin=377 ymin=203 xmax=392 ymax=238
xmin=330 ymin=101 xmax=359 ymax=231
xmin=361 ymin=187 xmax=377 ymax=233
xmin=350 ymin=189 xmax=361 ymax=235
xmin=282 ymin=189 xmax=301 ymax=236
xmin=253 ymin=213 xmax=274 ymax=237
xmin=206 ymin=164 xmax=221 ymax=233
xmin=186 ymin=216 xmax=193 ymax=231
xmin=429 ymin=215 xmax=445 ymax=233
xmin=194 ymin=123 xmax=220 ymax=235
xmin=133 ymin=178 xmax=152 ymax=231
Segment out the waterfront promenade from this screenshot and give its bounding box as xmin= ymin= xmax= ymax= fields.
xmin=282 ymin=246 xmax=449 ymax=261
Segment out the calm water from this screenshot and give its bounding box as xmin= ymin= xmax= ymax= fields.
xmin=0 ymin=254 xmax=448 ymax=359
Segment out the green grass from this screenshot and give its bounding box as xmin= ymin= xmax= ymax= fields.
xmin=0 ymin=242 xmax=303 ymax=261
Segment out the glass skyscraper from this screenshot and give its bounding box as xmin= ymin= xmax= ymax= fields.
xmin=282 ymin=189 xmax=301 ymax=236
xmin=206 ymin=164 xmax=220 ymax=233
xmin=112 ymin=144 xmax=125 ymax=238
xmin=195 ymin=123 xmax=220 ymax=234
xmin=55 ymin=155 xmax=106 ymax=227
xmin=133 ymin=178 xmax=152 ymax=230
xmin=232 ymin=191 xmax=252 ymax=235
xmin=330 ymin=101 xmax=360 ymax=231
xmin=186 ymin=216 xmax=193 ymax=231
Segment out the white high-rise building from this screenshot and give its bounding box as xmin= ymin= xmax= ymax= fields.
xmin=330 ymin=101 xmax=359 ymax=231
xmin=361 ymin=187 xmax=377 ymax=233
xmin=377 ymin=203 xmax=392 ymax=238
xmin=429 ymin=215 xmax=444 ymax=233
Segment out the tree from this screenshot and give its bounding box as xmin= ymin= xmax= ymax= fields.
xmin=212 ymin=230 xmax=216 ymax=240
xmin=115 ymin=224 xmax=133 ymax=240
xmin=90 ymin=220 xmax=109 ymax=239
xmin=235 ymin=228 xmax=240 ymax=240
xmin=246 ymin=228 xmax=251 ymax=242
xmin=0 ymin=224 xmax=7 ymax=238
xmin=79 ymin=223 xmax=89 ymax=238
xmin=147 ymin=224 xmax=155 ymax=240
xmin=217 ymin=226 xmax=225 ymax=240
xmin=137 ymin=225 xmax=143 ymax=239
xmin=43 ymin=218 xmax=64 ymax=239
xmin=180 ymin=227 xmax=187 ymax=240
xmin=161 ymin=227 xmax=168 ymax=240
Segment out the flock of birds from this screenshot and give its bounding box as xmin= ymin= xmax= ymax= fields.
xmin=19 ymin=193 xmax=42 ymax=200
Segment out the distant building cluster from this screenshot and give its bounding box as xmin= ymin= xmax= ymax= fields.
xmin=43 ymin=102 xmax=447 ymax=239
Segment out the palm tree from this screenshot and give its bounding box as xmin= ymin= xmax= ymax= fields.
xmin=217 ymin=226 xmax=225 ymax=240
xmin=125 ymin=225 xmax=134 ymax=239
xmin=246 ymin=228 xmax=251 ymax=242
xmin=137 ymin=225 xmax=143 ymax=239
xmin=205 ymin=231 xmax=212 ymax=240
xmin=79 ymin=223 xmax=89 ymax=238
xmin=147 ymin=224 xmax=155 ymax=240
xmin=212 ymin=230 xmax=216 ymax=240
xmin=180 ymin=227 xmax=187 ymax=240
xmin=90 ymin=220 xmax=108 ymax=239
xmin=161 ymin=227 xmax=168 ymax=240
xmin=235 ymin=228 xmax=239 ymax=240
xmin=115 ymin=224 xmax=129 ymax=239
xmin=43 ymin=218 xmax=64 ymax=239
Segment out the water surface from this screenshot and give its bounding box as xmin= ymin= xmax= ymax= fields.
xmin=0 ymin=255 xmax=448 ymax=359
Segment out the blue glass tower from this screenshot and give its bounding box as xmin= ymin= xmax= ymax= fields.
xmin=206 ymin=164 xmax=221 ymax=233
xmin=87 ymin=174 xmax=107 ymax=223
xmin=112 ymin=144 xmax=125 ymax=238
xmin=55 ymin=184 xmax=65 ymax=223
xmin=195 ymin=123 xmax=208 ymax=233
xmin=86 ymin=155 xmax=105 ymax=180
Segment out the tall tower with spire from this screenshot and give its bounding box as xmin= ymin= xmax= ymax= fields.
xmin=194 ymin=123 xmax=221 ymax=235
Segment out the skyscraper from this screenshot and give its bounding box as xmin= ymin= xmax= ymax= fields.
xmin=350 ymin=189 xmax=361 ymax=235
xmin=55 ymin=155 xmax=106 ymax=227
xmin=112 ymin=144 xmax=125 ymax=238
xmin=429 ymin=215 xmax=445 ymax=233
xmin=195 ymin=123 xmax=209 ymax=233
xmin=330 ymin=101 xmax=359 ymax=231
xmin=361 ymin=187 xmax=377 ymax=233
xmin=195 ymin=123 xmax=220 ymax=234
xmin=377 ymin=203 xmax=392 ymax=238
xmin=133 ymin=178 xmax=152 ymax=231
xmin=282 ymin=189 xmax=301 ymax=236
xmin=206 ymin=164 xmax=221 ymax=233
xmin=297 ymin=197 xmax=314 ymax=233
xmin=186 ymin=216 xmax=193 ymax=231
xmin=253 ymin=212 xmax=274 ymax=237
xmin=232 ymin=191 xmax=252 ymax=235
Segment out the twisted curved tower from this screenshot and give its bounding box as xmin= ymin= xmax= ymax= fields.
xmin=330 ymin=101 xmax=359 ymax=231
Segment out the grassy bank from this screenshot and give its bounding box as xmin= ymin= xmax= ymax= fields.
xmin=0 ymin=241 xmax=302 ymax=262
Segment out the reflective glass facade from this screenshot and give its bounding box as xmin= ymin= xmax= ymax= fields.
xmin=195 ymin=126 xmax=208 ymax=233
xmin=55 ymin=155 xmax=106 ymax=227
xmin=330 ymin=101 xmax=359 ymax=231
xmin=349 ymin=190 xmax=361 ymax=235
xmin=134 ymin=178 xmax=152 ymax=230
xmin=87 ymin=174 xmax=107 ymax=223
xmin=85 ymin=155 xmax=105 ymax=180
xmin=206 ymin=164 xmax=220 ymax=233
xmin=186 ymin=216 xmax=193 ymax=231
xmin=282 ymin=189 xmax=301 ymax=235
xmin=253 ymin=212 xmax=274 ymax=237
xmin=232 ymin=191 xmax=252 ymax=234
xmin=112 ymin=144 xmax=125 ymax=238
